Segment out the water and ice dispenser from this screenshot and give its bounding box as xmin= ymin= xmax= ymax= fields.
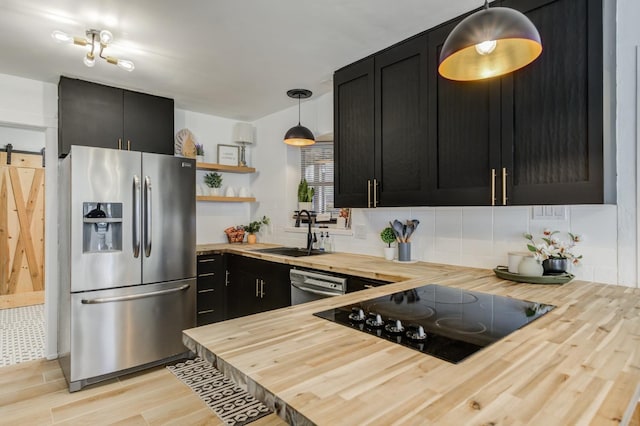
xmin=82 ymin=202 xmax=123 ymax=253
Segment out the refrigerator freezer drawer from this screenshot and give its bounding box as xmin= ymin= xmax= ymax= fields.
xmin=67 ymin=279 xmax=195 ymax=388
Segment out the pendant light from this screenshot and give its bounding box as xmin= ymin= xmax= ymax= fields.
xmin=284 ymin=89 xmax=315 ymax=146
xmin=438 ymin=0 xmax=542 ymax=81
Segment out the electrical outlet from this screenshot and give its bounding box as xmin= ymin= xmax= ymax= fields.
xmin=531 ymin=206 xmax=566 ymax=221
xmin=354 ymin=224 xmax=367 ymax=240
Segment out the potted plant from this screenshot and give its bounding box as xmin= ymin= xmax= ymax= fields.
xmin=242 ymin=216 xmax=270 ymax=244
xmin=380 ymin=227 xmax=396 ymax=260
xmin=297 ymin=178 xmax=314 ymax=211
xmin=204 ymin=172 xmax=222 ymax=196
xmin=524 ymin=229 xmax=582 ymax=274
xmin=195 ymin=143 xmax=205 ymax=163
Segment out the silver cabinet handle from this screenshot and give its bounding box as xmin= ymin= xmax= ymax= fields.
xmin=260 ymin=279 xmax=265 ymax=298
xmin=198 ymin=309 xmax=214 ymax=314
xmin=502 ymin=167 xmax=508 ymax=206
xmin=367 ymin=179 xmax=371 ymax=208
xmin=197 ymin=288 xmax=214 ymax=293
xmin=491 ymin=168 xmax=496 ymax=206
xmin=291 ymin=282 xmax=341 ymax=297
xmin=373 ymin=178 xmax=378 ymax=207
xmin=81 ymin=284 xmax=190 ymax=304
xmin=198 ymin=272 xmax=215 ymax=277
xmin=132 ymin=175 xmax=141 ymax=258
xmin=255 ymin=278 xmax=259 ymax=297
xmin=127 ymin=140 xmax=131 ymax=151
xmin=198 ymin=258 xmax=216 ymax=263
xmin=118 ymin=138 xmax=122 ymax=150
xmin=144 ymin=175 xmax=152 ymax=257
xmin=225 ymin=270 xmax=230 ymax=286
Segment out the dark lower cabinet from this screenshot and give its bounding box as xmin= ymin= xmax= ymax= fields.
xmin=225 ymin=255 xmax=291 ymax=319
xmin=346 ymin=275 xmax=390 ymax=293
xmin=58 ymin=77 xmax=175 ymax=157
xmin=196 ymin=253 xmax=226 ymax=326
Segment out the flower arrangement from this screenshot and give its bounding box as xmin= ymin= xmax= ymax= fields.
xmin=204 ymin=172 xmax=222 ymax=188
xmin=524 ymin=229 xmax=582 ymax=264
xmin=243 ymin=216 xmax=270 ymax=234
xmin=195 ymin=143 xmax=204 ymax=156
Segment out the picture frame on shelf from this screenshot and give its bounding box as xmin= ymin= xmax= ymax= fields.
xmin=217 ymin=144 xmax=239 ymax=166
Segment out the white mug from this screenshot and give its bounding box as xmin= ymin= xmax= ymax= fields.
xmin=238 ymin=187 xmax=249 ymax=197
xmin=225 ymin=186 xmax=235 ymax=197
xmin=508 ymin=251 xmax=532 ymax=273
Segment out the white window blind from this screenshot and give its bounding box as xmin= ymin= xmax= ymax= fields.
xmin=300 ymin=142 xmax=334 ymax=213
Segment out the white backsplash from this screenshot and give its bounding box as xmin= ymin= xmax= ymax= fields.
xmin=268 ymin=204 xmax=619 ymax=286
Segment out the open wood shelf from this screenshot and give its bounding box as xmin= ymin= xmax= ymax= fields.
xmin=196 ymin=196 xmax=256 ymax=203
xmin=196 ymin=162 xmax=256 ymax=174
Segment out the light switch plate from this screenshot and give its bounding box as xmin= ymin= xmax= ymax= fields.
xmin=531 ymin=206 xmax=566 ymax=221
xmin=354 ymin=224 xmax=367 ymax=240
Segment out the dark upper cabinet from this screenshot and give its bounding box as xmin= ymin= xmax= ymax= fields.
xmin=334 ymin=0 xmax=604 ymax=207
xmin=375 ymin=35 xmax=430 ymax=206
xmin=426 ymin=21 xmax=502 ymax=206
xmin=225 ymin=255 xmax=291 ymax=320
xmin=499 ymin=0 xmax=603 ymax=205
xmin=334 ymin=35 xmax=429 ymax=207
xmin=58 ymin=77 xmax=174 ymax=157
xmin=334 ymin=58 xmax=375 ymax=208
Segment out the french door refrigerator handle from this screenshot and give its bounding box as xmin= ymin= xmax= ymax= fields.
xmin=81 ymin=284 xmax=190 ymax=304
xmin=133 ymin=175 xmax=141 ymax=258
xmin=144 ymin=175 xmax=152 ymax=257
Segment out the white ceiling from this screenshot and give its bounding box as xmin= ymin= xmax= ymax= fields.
xmin=0 ymin=0 xmax=479 ymax=121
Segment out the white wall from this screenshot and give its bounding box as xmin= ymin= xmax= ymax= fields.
xmin=0 ymin=73 xmax=58 ymax=359
xmin=174 ymin=109 xmax=252 ymax=243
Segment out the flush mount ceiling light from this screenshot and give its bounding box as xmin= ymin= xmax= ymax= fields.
xmin=51 ymin=29 xmax=135 ymax=72
xmin=284 ymin=89 xmax=315 ymax=146
xmin=438 ymin=0 xmax=542 ymax=81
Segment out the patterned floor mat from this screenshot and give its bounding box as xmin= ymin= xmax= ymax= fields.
xmin=0 ymin=304 xmax=45 ymax=367
xmin=167 ymin=357 xmax=273 ymax=425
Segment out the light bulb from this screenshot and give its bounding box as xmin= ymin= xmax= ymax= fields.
xmin=83 ymin=53 xmax=95 ymax=67
xmin=475 ymin=40 xmax=497 ymax=55
xmin=51 ymin=30 xmax=72 ymax=44
xmin=99 ymin=30 xmax=113 ymax=45
xmin=117 ymin=59 xmax=135 ymax=72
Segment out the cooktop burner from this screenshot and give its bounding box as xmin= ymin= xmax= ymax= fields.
xmin=313 ymin=284 xmax=555 ymax=363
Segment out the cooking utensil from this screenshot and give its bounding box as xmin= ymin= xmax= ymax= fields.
xmin=405 ymin=219 xmax=420 ymax=242
xmin=391 ymin=220 xmax=404 ymax=242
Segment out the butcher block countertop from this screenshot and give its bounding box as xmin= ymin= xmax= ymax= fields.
xmin=190 ymin=243 xmax=640 ymax=425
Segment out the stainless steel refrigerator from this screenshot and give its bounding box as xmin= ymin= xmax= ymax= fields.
xmin=58 ymin=145 xmax=196 ymax=392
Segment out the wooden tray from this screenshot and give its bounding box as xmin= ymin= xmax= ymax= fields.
xmin=493 ymin=266 xmax=574 ymax=285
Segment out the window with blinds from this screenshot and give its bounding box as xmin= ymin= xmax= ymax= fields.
xmin=300 ymin=142 xmax=334 ymax=213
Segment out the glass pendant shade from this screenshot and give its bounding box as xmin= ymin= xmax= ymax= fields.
xmin=438 ymin=6 xmax=542 ymax=81
xmin=284 ymin=89 xmax=315 ymax=146
xmin=284 ymin=125 xmax=315 ymax=146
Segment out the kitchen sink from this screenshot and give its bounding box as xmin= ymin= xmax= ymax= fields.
xmin=252 ymin=247 xmax=328 ymax=257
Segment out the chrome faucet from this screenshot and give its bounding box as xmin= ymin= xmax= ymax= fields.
xmin=297 ymin=210 xmax=313 ymax=254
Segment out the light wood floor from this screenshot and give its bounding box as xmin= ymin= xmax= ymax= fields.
xmin=0 ymin=358 xmax=287 ymax=425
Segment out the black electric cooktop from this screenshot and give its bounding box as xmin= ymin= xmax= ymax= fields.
xmin=313 ymin=284 xmax=555 ymax=363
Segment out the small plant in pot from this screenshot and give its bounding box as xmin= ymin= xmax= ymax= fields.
xmin=297 ymin=178 xmax=314 ymax=211
xmin=204 ymin=172 xmax=222 ymax=196
xmin=380 ymin=227 xmax=396 ymax=260
xmin=242 ymin=216 xmax=270 ymax=244
xmin=195 ymin=143 xmax=204 ymax=162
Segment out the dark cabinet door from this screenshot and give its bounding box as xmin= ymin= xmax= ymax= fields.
xmin=375 ymin=35 xmax=430 ymax=206
xmin=426 ymin=22 xmax=502 ymax=206
xmin=346 ymin=275 xmax=390 ymax=293
xmin=58 ymin=77 xmax=123 ymax=155
xmin=123 ymin=91 xmax=175 ymax=155
xmin=500 ymin=0 xmax=603 ymax=204
xmin=225 ymin=255 xmax=291 ymax=319
xmin=334 ymin=58 xmax=375 ymax=208
xmin=196 ymin=254 xmax=226 ymax=326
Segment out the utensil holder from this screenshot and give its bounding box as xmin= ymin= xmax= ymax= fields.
xmin=398 ymin=242 xmax=411 ymax=262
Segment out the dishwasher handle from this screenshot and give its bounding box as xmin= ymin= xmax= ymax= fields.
xmin=291 ymin=282 xmax=343 ymax=297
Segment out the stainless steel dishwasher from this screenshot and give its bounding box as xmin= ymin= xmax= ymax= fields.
xmin=290 ymin=269 xmax=347 ymax=305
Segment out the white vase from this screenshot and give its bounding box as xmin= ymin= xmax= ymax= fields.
xmin=383 ymin=247 xmax=395 ymax=261
xmin=196 ymin=155 xmax=204 ymax=163
xmin=518 ymin=256 xmax=544 ymax=276
xmin=298 ymin=202 xmax=312 ymax=211
xmin=209 ymin=187 xmax=220 ymax=196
